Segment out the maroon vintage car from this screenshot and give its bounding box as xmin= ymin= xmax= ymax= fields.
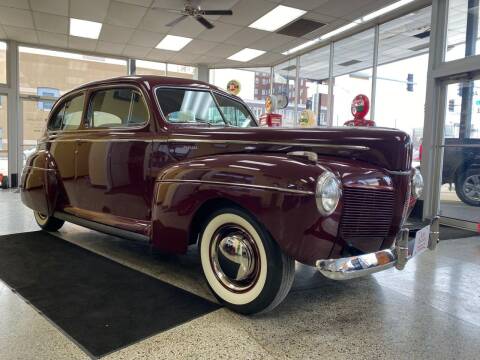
xmin=20 ymin=76 xmax=439 ymax=314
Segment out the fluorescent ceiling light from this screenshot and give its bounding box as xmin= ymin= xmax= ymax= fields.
xmin=156 ymin=35 xmax=192 ymax=51
xmin=362 ymin=0 xmax=416 ymax=22
xmin=249 ymin=5 xmax=307 ymax=32
xmin=320 ymin=21 xmax=361 ymax=40
xmin=282 ymin=39 xmax=320 ymax=55
xmin=69 ymin=18 xmax=102 ymax=39
xmin=228 ymin=48 xmax=266 ymax=62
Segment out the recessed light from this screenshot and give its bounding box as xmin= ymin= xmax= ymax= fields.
xmin=156 ymin=35 xmax=192 ymax=51
xmin=362 ymin=0 xmax=416 ymax=22
xmin=282 ymin=39 xmax=320 ymax=56
xmin=69 ymin=18 xmax=102 ymax=39
xmin=228 ymin=48 xmax=266 ymax=62
xmin=249 ymin=5 xmax=307 ymax=32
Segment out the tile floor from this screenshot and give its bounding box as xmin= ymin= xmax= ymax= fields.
xmin=1 ymin=189 xmax=480 ymax=359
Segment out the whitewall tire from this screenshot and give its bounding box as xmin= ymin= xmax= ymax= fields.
xmin=34 ymin=211 xmax=65 ymax=231
xmin=199 ymin=207 xmax=295 ymax=314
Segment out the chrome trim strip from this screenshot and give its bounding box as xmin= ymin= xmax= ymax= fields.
xmin=23 ymin=166 xmax=56 ymax=172
xmin=385 ymin=169 xmax=412 ymax=176
xmin=46 ymin=138 xmax=154 ymax=143
xmin=156 ymin=179 xmax=314 ymax=195
xmin=166 ymin=138 xmax=369 ymax=150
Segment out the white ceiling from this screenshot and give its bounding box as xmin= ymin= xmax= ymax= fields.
xmin=0 ymin=0 xmax=425 ymax=68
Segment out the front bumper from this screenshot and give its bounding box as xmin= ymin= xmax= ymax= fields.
xmin=316 ymin=217 xmax=439 ymax=280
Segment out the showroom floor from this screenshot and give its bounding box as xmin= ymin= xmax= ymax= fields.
xmin=1 ymin=189 xmax=480 ymax=360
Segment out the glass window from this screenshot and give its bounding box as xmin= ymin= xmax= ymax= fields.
xmin=273 ymin=59 xmax=297 ymax=127
xmin=49 ymin=93 xmax=85 ymax=131
xmin=136 ymin=60 xmax=166 ymax=76
xmin=37 ymin=87 xmax=60 ymax=111
xmin=0 ymin=95 xmax=8 ymax=176
xmin=156 ymin=88 xmax=224 ymax=125
xmin=0 ymin=42 xmax=6 ymax=84
xmin=213 ymin=94 xmax=256 ymax=127
xmin=167 ymin=64 xmax=196 ymax=79
xmin=88 ymin=88 xmax=148 ymax=129
xmin=332 ymin=29 xmax=374 ymax=126
xmin=19 ymin=47 xmax=127 ymax=96
xmin=446 ymin=0 xmax=480 ymax=61
xmin=298 ymin=46 xmax=330 ymax=127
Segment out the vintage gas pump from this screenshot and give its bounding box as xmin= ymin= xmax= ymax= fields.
xmin=259 ymin=95 xmax=282 ymax=127
xmin=344 ymin=94 xmax=376 ymax=127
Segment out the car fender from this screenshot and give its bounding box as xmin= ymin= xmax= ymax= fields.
xmin=150 ymin=153 xmax=342 ymax=265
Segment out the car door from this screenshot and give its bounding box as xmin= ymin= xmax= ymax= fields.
xmin=73 ymin=86 xmax=153 ymax=223
xmin=47 ymin=91 xmax=86 ymax=210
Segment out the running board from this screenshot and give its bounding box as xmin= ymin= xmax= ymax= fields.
xmin=54 ymin=211 xmax=150 ymax=244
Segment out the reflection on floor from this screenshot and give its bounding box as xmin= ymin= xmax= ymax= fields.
xmin=440 ymin=184 xmax=480 ymax=223
xmin=1 ymin=189 xmax=480 ymax=359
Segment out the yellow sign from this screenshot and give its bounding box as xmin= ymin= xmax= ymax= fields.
xmin=226 ymin=79 xmax=241 ymax=95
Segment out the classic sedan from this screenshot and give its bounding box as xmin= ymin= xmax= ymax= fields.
xmin=21 ymin=76 xmax=439 ymax=314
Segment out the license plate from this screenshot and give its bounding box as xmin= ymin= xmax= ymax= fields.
xmin=412 ymin=225 xmax=430 ymax=257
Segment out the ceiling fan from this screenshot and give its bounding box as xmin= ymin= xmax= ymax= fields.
xmin=162 ymin=0 xmax=233 ymax=29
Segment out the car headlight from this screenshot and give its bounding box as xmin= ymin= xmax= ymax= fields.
xmin=316 ymin=171 xmax=341 ymax=215
xmin=412 ymin=168 xmax=424 ymax=198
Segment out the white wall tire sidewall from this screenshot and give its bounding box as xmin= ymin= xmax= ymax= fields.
xmin=200 ymin=213 xmax=268 ymax=306
xmin=34 ymin=211 xmax=48 ymax=226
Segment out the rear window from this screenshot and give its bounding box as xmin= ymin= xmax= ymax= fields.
xmin=87 ymin=88 xmax=148 ymax=129
xmin=48 ymin=93 xmax=85 ymax=131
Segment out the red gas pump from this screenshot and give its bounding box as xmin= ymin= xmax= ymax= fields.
xmin=259 ymin=95 xmax=282 ymax=127
xmin=344 ymin=94 xmax=376 ymax=127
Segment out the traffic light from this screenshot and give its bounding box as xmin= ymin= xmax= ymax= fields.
xmin=448 ymin=99 xmax=455 ymax=112
xmin=407 ymin=73 xmax=414 ymax=92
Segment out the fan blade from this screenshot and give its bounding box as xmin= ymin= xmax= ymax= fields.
xmin=199 ymin=10 xmax=233 ymax=16
xmin=166 ymin=15 xmax=189 ymax=27
xmin=195 ymin=15 xmax=214 ymax=29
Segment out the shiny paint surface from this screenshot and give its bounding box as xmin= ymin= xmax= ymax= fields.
xmin=20 ymin=76 xmax=413 ymax=266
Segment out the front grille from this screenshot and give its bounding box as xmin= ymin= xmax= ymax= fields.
xmin=339 ymin=187 xmax=394 ymax=239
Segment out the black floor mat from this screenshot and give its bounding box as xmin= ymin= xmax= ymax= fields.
xmin=0 ymin=231 xmax=219 ymax=357
xmin=438 ymin=225 xmax=478 ymax=241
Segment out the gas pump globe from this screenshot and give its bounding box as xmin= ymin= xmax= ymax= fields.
xmin=344 ymin=94 xmax=376 ymax=127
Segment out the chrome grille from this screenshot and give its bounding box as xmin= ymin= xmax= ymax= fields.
xmin=339 ymin=188 xmax=394 ymax=239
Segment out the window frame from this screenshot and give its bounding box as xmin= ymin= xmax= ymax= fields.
xmin=154 ymin=85 xmax=258 ymax=127
xmin=85 ymin=84 xmax=151 ymax=131
xmin=212 ymin=92 xmax=257 ymax=128
xmin=47 ymin=90 xmax=87 ymax=133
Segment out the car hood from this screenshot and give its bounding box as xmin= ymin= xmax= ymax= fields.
xmin=168 ymin=126 xmax=413 ymax=171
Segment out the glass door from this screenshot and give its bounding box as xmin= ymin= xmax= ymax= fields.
xmin=439 ymin=77 xmax=480 ymax=228
xmin=0 ymin=94 xmax=7 ymax=177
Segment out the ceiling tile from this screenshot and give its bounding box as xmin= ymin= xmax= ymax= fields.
xmin=0 ymin=6 xmax=34 ymax=28
xmin=129 ymin=30 xmax=163 ymax=47
xmin=37 ymin=31 xmax=68 ymax=47
xmin=30 ymin=0 xmax=68 ymax=16
xmin=122 ymin=44 xmax=151 ymax=57
xmin=146 ymin=48 xmax=176 ymax=62
xmin=271 ymin=37 xmax=310 ymax=54
xmin=250 ymin=51 xmax=285 ymax=65
xmin=251 ymin=33 xmax=297 ymax=51
xmin=312 ymin=0 xmax=374 ymax=19
xmin=3 ymin=25 xmax=38 ymax=43
xmin=224 ymin=27 xmax=269 ymax=47
xmin=277 ymin=0 xmax=330 ymax=11
xmin=208 ymin=43 xmax=242 ymax=57
xmin=181 ymin=39 xmax=219 ymax=55
xmin=116 ymin=0 xmax=153 ymax=6
xmin=99 ymin=24 xmax=135 ymax=44
xmin=69 ymin=36 xmax=98 ymax=51
xmin=168 ymin=16 xmax=206 ymax=38
xmin=218 ymin=0 xmax=276 ymax=26
xmin=33 ymin=12 xmax=68 ymax=34
xmin=0 ymin=25 xmax=6 ymax=38
xmin=96 ymin=41 xmax=126 ymax=54
xmin=151 ymin=0 xmax=184 ymax=10
xmin=0 ymin=0 xmax=29 ymax=9
xmin=105 ymin=1 xmax=148 ymax=28
xmin=195 ymin=54 xmax=223 ymax=65
xmin=70 ymin=0 xmax=110 ymax=22
xmin=139 ymin=8 xmax=181 ymax=33
xmin=168 ymin=51 xmax=198 ymax=65
xmin=197 ymin=21 xmax=242 ymax=43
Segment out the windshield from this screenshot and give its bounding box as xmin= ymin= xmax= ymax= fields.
xmin=156 ymin=88 xmax=257 ymax=127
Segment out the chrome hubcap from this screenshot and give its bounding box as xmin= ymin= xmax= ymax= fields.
xmin=36 ymin=212 xmax=47 ymax=221
xmin=210 ymin=224 xmax=259 ymax=292
xmin=463 ymin=174 xmax=480 ymax=202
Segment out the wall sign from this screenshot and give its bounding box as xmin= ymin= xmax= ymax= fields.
xmin=226 ymin=79 xmax=241 ymax=95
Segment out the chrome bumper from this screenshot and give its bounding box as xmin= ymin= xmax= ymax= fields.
xmin=316 ymin=217 xmax=440 ymax=280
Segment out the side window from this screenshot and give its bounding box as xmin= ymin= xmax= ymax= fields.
xmin=213 ymin=94 xmax=256 ymax=127
xmin=156 ymin=88 xmax=224 ymax=125
xmin=88 ymin=88 xmax=148 ymax=129
xmin=48 ymin=93 xmax=85 ymax=131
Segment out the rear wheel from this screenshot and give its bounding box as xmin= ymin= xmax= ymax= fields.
xmin=34 ymin=211 xmax=65 ymax=231
xmin=455 ymin=168 xmax=480 ymax=207
xmin=199 ymin=207 xmax=295 ymax=314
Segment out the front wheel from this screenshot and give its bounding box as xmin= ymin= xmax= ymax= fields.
xmin=455 ymin=168 xmax=480 ymax=207
xmin=199 ymin=207 xmax=295 ymax=314
xmin=34 ymin=211 xmax=65 ymax=231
